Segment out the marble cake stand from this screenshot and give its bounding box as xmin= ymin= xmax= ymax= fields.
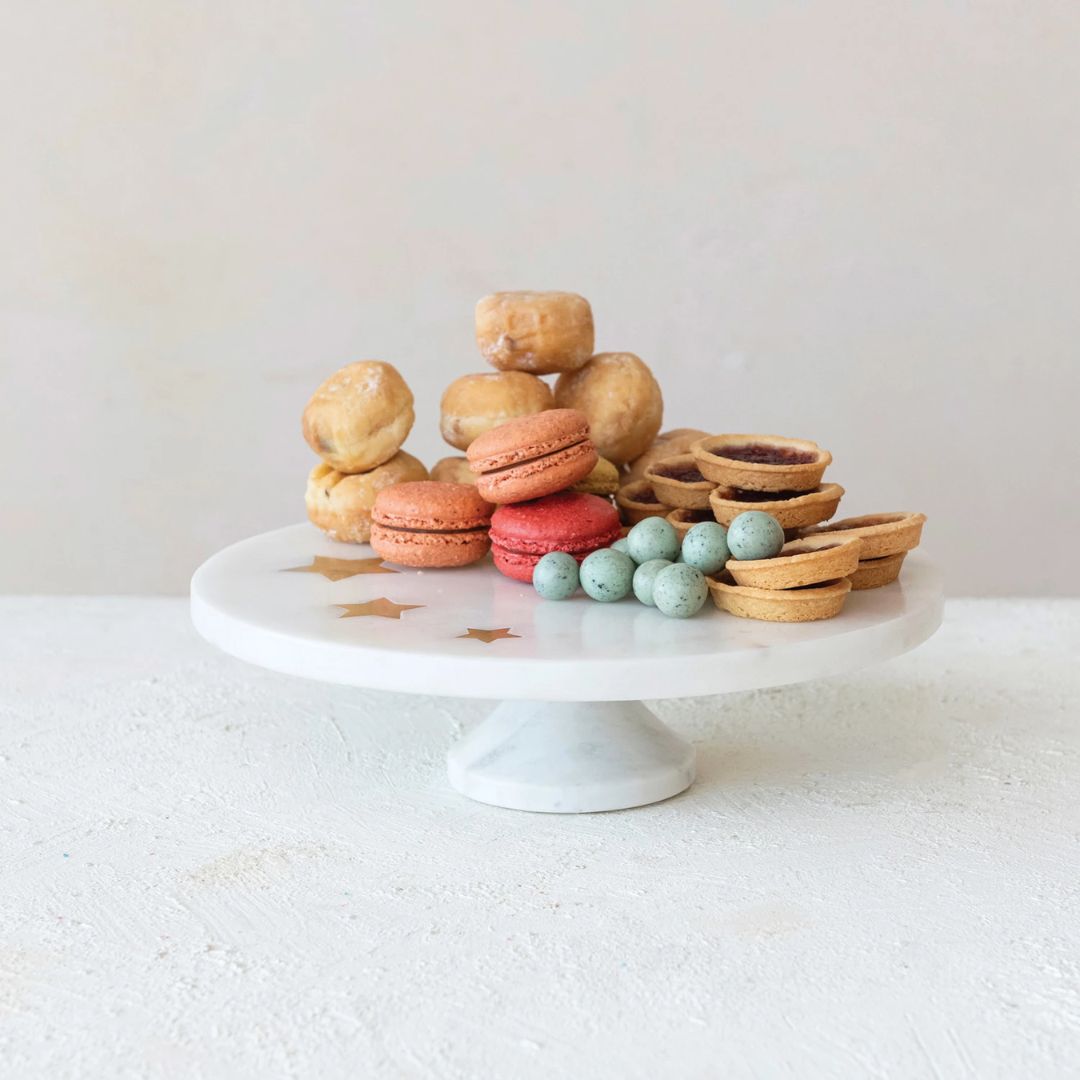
xmin=190 ymin=524 xmax=943 ymax=813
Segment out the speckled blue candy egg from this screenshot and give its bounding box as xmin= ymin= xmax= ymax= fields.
xmin=652 ymin=563 xmax=709 ymax=618
xmin=626 ymin=516 xmax=680 ymax=564
xmin=532 ymin=550 xmax=580 ymax=601
xmin=680 ymin=521 xmax=730 ymax=576
xmin=611 ymin=537 xmax=631 ymax=556
xmin=727 ymin=511 xmax=785 ymax=561
xmin=580 ymin=548 xmax=636 ymax=602
xmin=632 ymin=558 xmax=672 ymax=606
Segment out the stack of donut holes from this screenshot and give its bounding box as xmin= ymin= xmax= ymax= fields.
xmin=303 ymin=291 xmax=669 ymax=542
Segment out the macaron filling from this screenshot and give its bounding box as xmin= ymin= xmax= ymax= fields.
xmin=472 ymin=437 xmax=591 ymax=477
xmin=375 ymin=522 xmax=488 ymax=535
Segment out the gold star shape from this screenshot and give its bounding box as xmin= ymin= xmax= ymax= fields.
xmin=284 ymin=556 xmax=397 ymax=582
xmin=336 ymin=598 xmax=423 ymax=620
xmin=458 ymin=627 xmax=520 ymax=644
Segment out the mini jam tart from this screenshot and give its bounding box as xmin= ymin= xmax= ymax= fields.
xmin=800 ymin=512 xmax=925 ymax=560
xmin=645 ymin=454 xmax=716 ymax=510
xmin=666 ymin=506 xmax=715 ymax=539
xmin=726 ymin=536 xmax=862 ymax=591
xmin=692 ymin=434 xmax=831 ymax=493
xmin=849 ymin=550 xmax=907 ymax=591
xmin=707 ymin=573 xmax=851 ymax=623
xmin=708 ymin=483 xmax=844 ymax=529
xmin=615 ymin=480 xmax=670 ymax=526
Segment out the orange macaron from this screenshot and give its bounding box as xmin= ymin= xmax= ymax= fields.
xmin=370 ymin=481 xmax=494 ymax=568
xmin=466 ymin=408 xmax=597 ymax=504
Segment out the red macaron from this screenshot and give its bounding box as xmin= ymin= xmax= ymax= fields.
xmin=489 ymin=491 xmax=622 ymax=583
xmin=466 ymin=408 xmax=598 ymax=504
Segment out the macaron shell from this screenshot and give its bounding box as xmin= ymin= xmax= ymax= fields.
xmin=490 ymin=492 xmax=621 ymax=552
xmin=373 ymin=481 xmax=493 ymax=531
xmin=466 ymin=408 xmax=590 ymax=472
xmin=492 ymin=546 xmax=543 ymax=583
xmin=476 ymin=440 xmax=597 ymax=504
xmin=489 ymin=491 xmax=621 ymax=582
xmin=370 ymin=523 xmax=491 ymax=568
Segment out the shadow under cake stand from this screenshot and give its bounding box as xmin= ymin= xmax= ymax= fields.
xmin=190 ymin=523 xmax=943 ymax=813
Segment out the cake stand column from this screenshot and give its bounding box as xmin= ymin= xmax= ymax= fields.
xmin=446 ymin=699 xmax=695 ymax=813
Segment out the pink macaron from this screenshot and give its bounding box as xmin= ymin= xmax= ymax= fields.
xmin=466 ymin=408 xmax=598 ymax=504
xmin=370 ymin=481 xmax=494 ymax=568
xmin=489 ymin=491 xmax=622 ymax=583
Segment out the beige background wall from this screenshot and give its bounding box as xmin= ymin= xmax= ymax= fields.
xmin=2 ymin=1 xmax=1076 ymax=595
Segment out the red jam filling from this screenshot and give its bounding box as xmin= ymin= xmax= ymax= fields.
xmin=626 ymin=486 xmax=662 ymax=504
xmin=655 ymin=464 xmax=707 ymax=484
xmin=716 ymin=443 xmax=817 ymax=466
xmin=679 ymin=509 xmax=713 ymax=523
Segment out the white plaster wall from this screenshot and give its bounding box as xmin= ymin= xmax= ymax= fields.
xmin=2 ymin=1 xmax=1076 ymax=595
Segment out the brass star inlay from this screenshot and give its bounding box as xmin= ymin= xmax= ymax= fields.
xmin=284 ymin=556 xmax=397 ymax=581
xmin=458 ymin=627 xmax=520 ymax=644
xmin=336 ymin=599 xmax=423 ymax=620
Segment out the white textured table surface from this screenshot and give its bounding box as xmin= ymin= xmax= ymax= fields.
xmin=1 ymin=597 xmax=1078 ymax=1079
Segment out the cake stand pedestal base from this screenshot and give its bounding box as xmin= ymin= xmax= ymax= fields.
xmin=446 ymin=700 xmax=696 ymax=813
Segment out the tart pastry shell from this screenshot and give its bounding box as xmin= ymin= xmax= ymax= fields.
xmin=645 ymin=454 xmax=716 ymax=509
xmin=709 ymin=483 xmax=844 ymax=529
xmin=707 ymin=575 xmax=852 ymax=622
xmin=616 ymin=480 xmax=670 ymax=526
xmin=849 ymin=551 xmax=907 ymax=590
xmin=800 ymin=512 xmax=925 ymax=560
xmin=666 ymin=507 xmax=715 ymax=538
xmin=692 ymin=434 xmax=831 ymax=492
xmin=726 ymin=537 xmax=862 ymax=590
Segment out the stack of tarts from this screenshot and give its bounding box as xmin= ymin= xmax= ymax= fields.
xmin=692 ymin=433 xmax=841 ymax=535
xmin=707 ymin=511 xmax=927 ymax=622
xmin=801 ymin=512 xmax=927 ymax=591
xmin=708 ymin=534 xmax=861 ymax=622
xmin=620 ymin=431 xmax=843 ymax=541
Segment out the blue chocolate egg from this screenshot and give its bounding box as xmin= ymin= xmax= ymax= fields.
xmin=580 ymin=548 xmax=636 ymax=602
xmin=680 ymin=521 xmax=730 ymax=576
xmin=632 ymin=558 xmax=672 ymax=606
xmin=727 ymin=511 xmax=785 ymax=561
xmin=611 ymin=537 xmax=631 ymax=556
xmin=626 ymin=516 xmax=680 ymax=564
xmin=532 ymin=550 xmax=580 ymax=601
xmin=652 ymin=563 xmax=709 ymax=618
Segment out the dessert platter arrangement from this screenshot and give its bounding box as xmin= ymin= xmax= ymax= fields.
xmin=191 ymin=291 xmax=942 ymax=813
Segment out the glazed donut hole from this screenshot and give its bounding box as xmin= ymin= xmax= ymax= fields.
xmin=554 ymin=352 xmax=663 ymax=466
xmin=304 ymin=450 xmax=429 ymax=544
xmin=302 ymin=360 xmax=415 ymax=474
xmin=439 ymin=371 xmax=553 ymax=450
xmin=430 ymin=456 xmax=478 ymax=485
xmin=475 ymin=291 xmax=594 ymax=375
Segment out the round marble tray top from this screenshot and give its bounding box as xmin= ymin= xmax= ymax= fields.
xmin=191 ymin=524 xmax=943 ymax=703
